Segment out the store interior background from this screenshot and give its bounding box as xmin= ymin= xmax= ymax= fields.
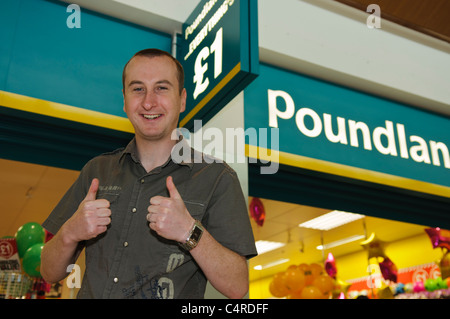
xmin=1 ymin=0 xmax=449 ymax=299
xmin=0 ymin=157 xmax=445 ymax=298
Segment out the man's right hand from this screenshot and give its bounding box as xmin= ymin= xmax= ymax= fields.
xmin=63 ymin=178 xmax=111 ymax=243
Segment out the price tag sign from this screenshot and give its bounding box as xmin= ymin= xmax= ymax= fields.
xmin=178 ymin=0 xmax=259 ymax=131
xmin=0 ymin=238 xmax=21 ymax=272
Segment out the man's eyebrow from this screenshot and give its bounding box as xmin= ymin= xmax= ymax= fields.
xmin=155 ymin=79 xmax=174 ymax=86
xmin=127 ymin=80 xmax=174 ymax=87
xmin=128 ymin=80 xmax=144 ymax=87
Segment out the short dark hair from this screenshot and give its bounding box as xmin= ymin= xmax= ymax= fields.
xmin=122 ymin=48 xmax=185 ymax=94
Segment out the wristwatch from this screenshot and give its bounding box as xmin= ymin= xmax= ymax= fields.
xmin=179 ymin=220 xmax=204 ymax=251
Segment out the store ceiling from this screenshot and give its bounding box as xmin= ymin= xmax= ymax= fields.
xmin=334 ymin=0 xmax=450 ymax=43
xmin=247 ymin=197 xmax=428 ymax=281
xmin=0 ymin=158 xmax=78 ymax=237
xmin=0 ymin=158 xmax=429 ymax=283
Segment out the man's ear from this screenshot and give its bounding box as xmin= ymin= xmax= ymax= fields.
xmin=180 ymin=88 xmax=187 ymax=113
xmin=122 ymin=89 xmax=126 ymax=113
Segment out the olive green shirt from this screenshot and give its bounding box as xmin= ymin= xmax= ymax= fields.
xmin=43 ymin=138 xmax=257 ymax=299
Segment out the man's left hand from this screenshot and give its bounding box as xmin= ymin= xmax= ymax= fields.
xmin=147 ymin=176 xmax=194 ymax=242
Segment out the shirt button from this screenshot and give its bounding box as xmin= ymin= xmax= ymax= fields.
xmin=113 ymin=277 xmax=119 ymax=283
xmin=123 ymin=241 xmax=129 ymax=247
xmin=132 ymin=207 xmax=137 ymax=213
xmin=140 ymin=179 xmax=145 ymax=184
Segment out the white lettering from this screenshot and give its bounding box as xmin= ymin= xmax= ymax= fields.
xmin=185 ymin=0 xmax=218 ymax=40
xmin=170 ymin=122 xmax=279 ymax=175
xmin=349 ymin=120 xmax=372 ymax=150
xmin=267 ymin=89 xmax=449 ymax=170
xmin=410 ymin=135 xmax=431 ymax=164
xmin=184 ymin=0 xmax=234 ymax=61
xmin=430 ymin=141 xmax=450 ymax=168
xmin=66 ymin=4 xmax=81 ymax=29
xmin=268 ymin=89 xmax=295 ymax=128
xmin=181 ymin=303 xmax=216 ymax=316
xmin=324 ymin=113 xmax=348 ymax=144
xmin=295 ymin=108 xmax=322 ymax=137
xmin=192 ymin=27 xmax=224 ymax=100
xmin=397 ymin=123 xmax=409 ymax=159
xmin=373 ymin=120 xmax=397 ymax=156
xmin=366 ymin=4 xmax=381 ymax=29
xmin=66 ymin=264 xmax=81 ymax=288
xmin=193 ymin=47 xmax=210 ymax=99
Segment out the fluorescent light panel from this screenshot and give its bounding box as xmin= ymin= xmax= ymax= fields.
xmin=255 ymin=240 xmax=286 ymax=255
xmin=299 ymin=210 xmax=365 ymax=231
xmin=253 ymin=258 xmax=290 ymax=271
xmin=316 ymin=234 xmax=366 ymax=250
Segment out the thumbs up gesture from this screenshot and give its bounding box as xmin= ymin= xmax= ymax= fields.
xmin=64 ymin=178 xmax=112 ymax=243
xmin=147 ymin=176 xmax=194 ymax=243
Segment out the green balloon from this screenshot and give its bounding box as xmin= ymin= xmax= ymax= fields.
xmin=425 ymin=278 xmax=438 ymax=292
xmin=22 ymin=243 xmax=44 ymax=278
xmin=436 ymin=277 xmax=447 ymax=289
xmin=15 ymin=222 xmax=45 ymax=258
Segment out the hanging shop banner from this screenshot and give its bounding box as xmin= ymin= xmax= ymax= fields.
xmin=244 ymin=64 xmax=450 ymax=197
xmin=178 ymin=0 xmax=259 ymax=131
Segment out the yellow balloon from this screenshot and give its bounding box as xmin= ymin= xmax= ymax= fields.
xmin=269 ymin=279 xmax=287 ymax=298
xmin=270 ymin=272 xmax=289 ymax=297
xmin=360 ymin=233 xmax=387 ymax=259
xmin=313 ymin=275 xmax=334 ymax=296
xmin=300 ymin=285 xmax=324 ymax=299
xmin=285 ymin=267 xmax=306 ymax=293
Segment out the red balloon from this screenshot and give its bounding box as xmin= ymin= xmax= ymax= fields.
xmin=325 ymin=252 xmax=337 ymax=279
xmin=249 ymin=197 xmax=266 ymax=226
xmin=44 ymin=230 xmax=54 ymax=243
xmin=425 ymin=227 xmax=450 ymax=250
xmin=379 ymin=256 xmax=398 ymax=283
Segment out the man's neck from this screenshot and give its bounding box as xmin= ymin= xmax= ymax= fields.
xmin=134 ymin=136 xmax=177 ymax=173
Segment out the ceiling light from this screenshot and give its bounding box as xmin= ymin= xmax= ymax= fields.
xmin=316 ymin=234 xmax=366 ymax=250
xmin=255 ymin=240 xmax=286 ymax=255
xmin=253 ymin=258 xmax=290 ymax=270
xmin=299 ymin=210 xmax=365 ymax=231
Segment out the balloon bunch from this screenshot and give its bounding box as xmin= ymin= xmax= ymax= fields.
xmin=360 ymin=233 xmax=397 ymax=282
xmin=425 ymin=227 xmax=450 ymax=279
xmin=14 ymin=222 xmax=47 ymax=278
xmin=269 ymin=262 xmax=338 ymax=299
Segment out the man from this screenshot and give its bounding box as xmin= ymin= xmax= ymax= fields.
xmin=41 ymin=49 xmax=257 ymax=299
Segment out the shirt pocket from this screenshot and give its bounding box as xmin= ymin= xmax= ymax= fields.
xmin=96 ymin=191 xmax=121 ymax=217
xmin=183 ymin=200 xmax=206 ymax=221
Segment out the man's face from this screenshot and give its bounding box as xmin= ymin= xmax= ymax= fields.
xmin=123 ymin=55 xmax=186 ymax=142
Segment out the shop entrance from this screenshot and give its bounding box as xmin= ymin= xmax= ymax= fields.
xmin=247 ymin=163 xmax=450 ymax=299
xmin=248 ymin=196 xmax=448 ymax=299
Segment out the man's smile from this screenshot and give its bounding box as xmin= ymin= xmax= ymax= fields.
xmin=142 ymin=114 xmax=163 ymax=120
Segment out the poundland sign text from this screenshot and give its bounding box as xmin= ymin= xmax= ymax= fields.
xmin=244 ymin=64 xmax=450 ymax=192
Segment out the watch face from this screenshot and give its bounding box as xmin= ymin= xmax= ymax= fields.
xmin=191 ymin=225 xmax=203 ymax=242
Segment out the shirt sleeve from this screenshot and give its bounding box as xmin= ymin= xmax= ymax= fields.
xmin=203 ymin=165 xmax=258 ymax=259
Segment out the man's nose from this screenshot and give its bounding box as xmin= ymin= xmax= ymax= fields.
xmin=142 ymin=92 xmax=156 ymax=109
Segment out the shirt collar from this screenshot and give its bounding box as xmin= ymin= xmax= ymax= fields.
xmin=120 ymin=135 xmax=194 ymax=169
